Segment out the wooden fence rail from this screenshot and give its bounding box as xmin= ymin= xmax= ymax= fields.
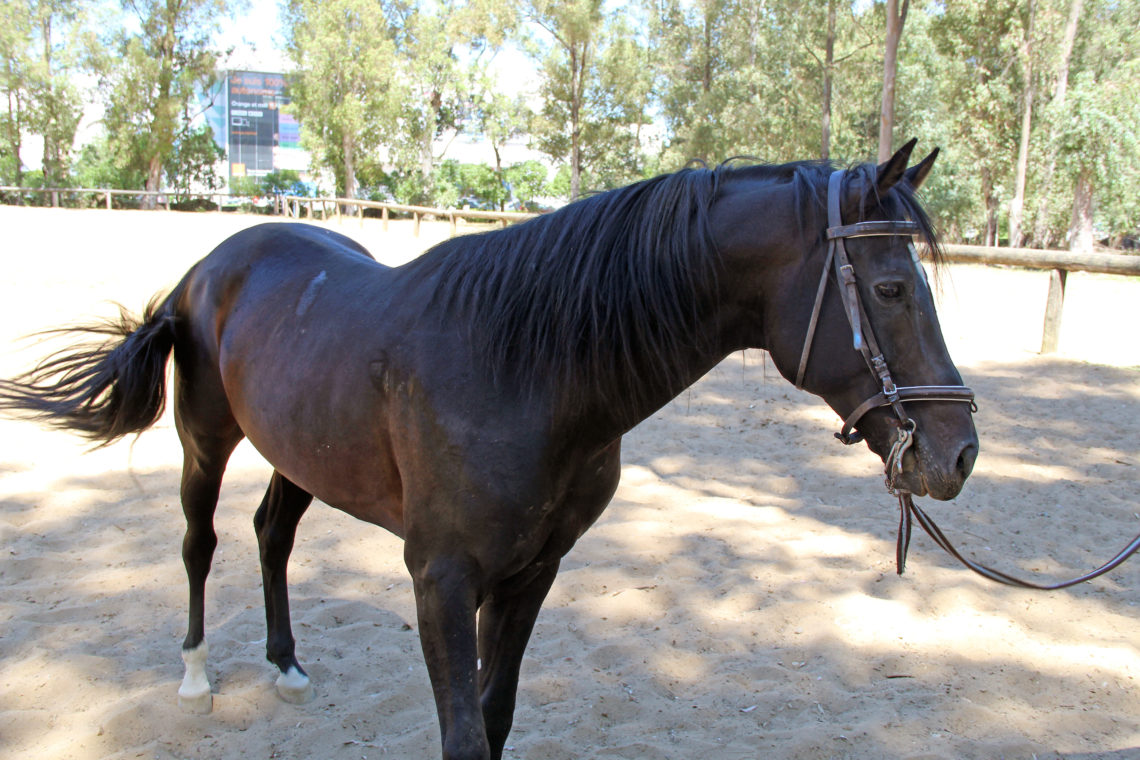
xmin=941 ymin=243 xmax=1139 ymax=353
xmin=280 ymin=194 xmax=536 ymax=236
xmin=3 ymin=186 xmax=1136 ymax=355
xmin=0 ymin=185 xmax=258 ymax=210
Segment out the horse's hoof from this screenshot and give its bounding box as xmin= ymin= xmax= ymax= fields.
xmin=179 ymin=641 xmax=213 ymax=714
xmin=275 ymin=666 xmax=315 ymax=704
xmin=178 ymin=688 xmax=214 ymax=714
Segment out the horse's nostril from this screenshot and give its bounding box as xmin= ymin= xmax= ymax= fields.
xmin=956 ymin=443 xmax=979 ymax=480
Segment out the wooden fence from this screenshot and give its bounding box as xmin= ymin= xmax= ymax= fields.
xmin=2 ymin=186 xmax=1136 ymax=355
xmin=280 ymin=194 xmax=535 ymax=236
xmin=941 ymin=244 xmax=1140 ymax=353
xmin=0 ymin=185 xmax=255 ymax=210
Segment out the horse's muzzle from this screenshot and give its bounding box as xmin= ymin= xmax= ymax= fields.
xmin=895 ymin=433 xmax=978 ymax=500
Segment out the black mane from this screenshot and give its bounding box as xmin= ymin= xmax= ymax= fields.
xmin=424 ymin=158 xmax=940 ymax=417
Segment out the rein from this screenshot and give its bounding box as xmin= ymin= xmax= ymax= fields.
xmin=798 ymin=169 xmax=1140 ymax=590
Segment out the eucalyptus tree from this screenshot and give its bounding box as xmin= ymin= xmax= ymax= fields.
xmin=102 ymin=0 xmax=233 ymax=204
xmin=1046 ymin=0 xmax=1140 ymax=250
xmin=650 ymin=0 xmax=877 ymax=167
xmin=284 ymin=0 xmax=405 ymax=200
xmin=926 ymin=0 xmax=1023 ymax=246
xmin=524 ymin=0 xmax=652 ymax=199
xmin=0 ymin=0 xmax=34 ymax=185
xmin=26 ymin=0 xmax=89 ymax=186
xmin=1 ymin=0 xmax=92 ymax=187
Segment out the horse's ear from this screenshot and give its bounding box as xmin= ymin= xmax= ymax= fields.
xmin=875 ymin=138 xmax=917 ymax=196
xmin=903 ymin=147 xmax=939 ymax=191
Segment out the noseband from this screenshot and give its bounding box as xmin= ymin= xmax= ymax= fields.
xmin=794 ymin=170 xmax=975 ymax=492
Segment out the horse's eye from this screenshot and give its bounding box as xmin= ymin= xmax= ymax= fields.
xmin=875 ymin=283 xmax=902 ymax=300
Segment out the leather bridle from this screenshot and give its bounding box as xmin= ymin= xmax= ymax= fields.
xmin=795 ymin=169 xmax=1140 ymax=590
xmin=794 ymin=170 xmax=975 ymax=489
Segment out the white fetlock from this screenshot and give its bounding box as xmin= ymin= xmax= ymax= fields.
xmin=275 ymin=665 xmax=315 ymax=704
xmin=178 ymin=640 xmax=213 ymax=714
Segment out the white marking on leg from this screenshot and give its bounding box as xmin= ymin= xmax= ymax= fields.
xmin=275 ymin=665 xmax=315 ymax=704
xmin=178 ymin=640 xmax=213 ymax=714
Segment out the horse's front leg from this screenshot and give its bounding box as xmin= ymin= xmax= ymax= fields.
xmin=409 ymin=551 xmax=489 ymax=760
xmin=477 ymin=562 xmax=560 ymax=759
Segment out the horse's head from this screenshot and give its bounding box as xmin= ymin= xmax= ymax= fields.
xmin=741 ymin=141 xmax=978 ymax=500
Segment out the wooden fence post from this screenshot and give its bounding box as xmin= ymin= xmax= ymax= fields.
xmin=105 ymin=190 xmax=112 ymax=210
xmin=413 ymin=212 xmax=420 ymax=237
xmin=382 ymin=206 xmax=389 ymax=232
xmin=449 ymin=211 xmax=457 ymax=237
xmin=1040 ymin=268 xmax=1067 ymax=353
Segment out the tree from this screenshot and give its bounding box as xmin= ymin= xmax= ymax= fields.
xmin=0 ymin=0 xmax=34 ymax=185
xmin=284 ymin=0 xmax=406 ymax=200
xmin=163 ymin=122 xmax=224 ymax=199
xmin=525 ymin=0 xmax=652 ymax=199
xmin=1050 ymin=0 xmax=1140 ymax=251
xmin=876 ymin=0 xmax=909 ymax=162
xmin=524 ymin=0 xmax=604 ymax=200
xmin=26 ymin=0 xmax=88 ymax=187
xmin=1008 ymin=0 xmax=1036 ymax=247
xmin=926 ymin=0 xmax=1023 ymax=246
xmin=651 ymin=0 xmax=880 ymax=167
xmin=102 ymin=0 xmax=231 ymax=205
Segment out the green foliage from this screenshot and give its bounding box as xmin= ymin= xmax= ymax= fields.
xmin=284 ymin=0 xmax=406 ymax=199
xmin=1 ymin=0 xmax=94 ymax=186
xmin=100 ymin=0 xmax=231 ymax=199
xmin=71 ymin=133 xmax=145 ymax=189
xmin=228 ymin=175 xmax=261 ymax=197
xmin=524 ymin=0 xmax=653 ymax=198
xmin=651 ymin=0 xmax=880 ymax=166
xmin=503 ymin=160 xmax=548 ymax=209
xmin=259 ymin=169 xmax=308 ymax=196
xmin=164 ymin=124 xmax=224 ymax=197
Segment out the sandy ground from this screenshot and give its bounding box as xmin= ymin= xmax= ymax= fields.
xmin=0 ymin=205 xmax=1137 ymax=760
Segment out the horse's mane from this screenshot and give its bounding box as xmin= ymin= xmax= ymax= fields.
xmin=424 ymin=158 xmax=940 ymax=418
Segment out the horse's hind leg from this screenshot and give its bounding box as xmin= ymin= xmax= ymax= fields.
xmin=253 ymin=471 xmax=315 ymax=703
xmin=176 ymin=435 xmax=240 ymax=713
xmin=172 ymin=357 xmax=243 ymax=714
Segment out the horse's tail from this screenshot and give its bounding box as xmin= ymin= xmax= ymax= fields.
xmin=0 ymin=289 xmax=181 ymax=446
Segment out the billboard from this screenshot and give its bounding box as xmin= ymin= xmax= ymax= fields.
xmin=226 ymin=71 xmax=300 ymax=179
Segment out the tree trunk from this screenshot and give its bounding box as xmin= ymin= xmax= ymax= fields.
xmin=981 ymin=167 xmax=999 ymax=246
xmin=40 ymin=14 xmax=59 ymax=186
xmin=1069 ymin=165 xmax=1093 ymax=252
xmin=5 ymin=72 xmax=22 ymax=188
xmin=821 ymin=0 xmax=835 ymax=160
xmin=569 ymin=43 xmax=585 ymax=201
xmin=877 ymin=0 xmax=909 ymax=162
xmin=343 ymin=132 xmax=356 ymax=201
xmin=420 ymin=89 xmax=441 ymax=197
xmin=1009 ymin=0 xmax=1036 ymax=247
xmin=1031 ymin=0 xmax=1083 ymax=245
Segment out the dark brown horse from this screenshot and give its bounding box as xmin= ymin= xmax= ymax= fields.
xmin=0 ymin=141 xmax=977 ymax=759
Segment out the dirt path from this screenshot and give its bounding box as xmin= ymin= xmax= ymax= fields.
xmin=0 ymin=206 xmax=1137 ymax=759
